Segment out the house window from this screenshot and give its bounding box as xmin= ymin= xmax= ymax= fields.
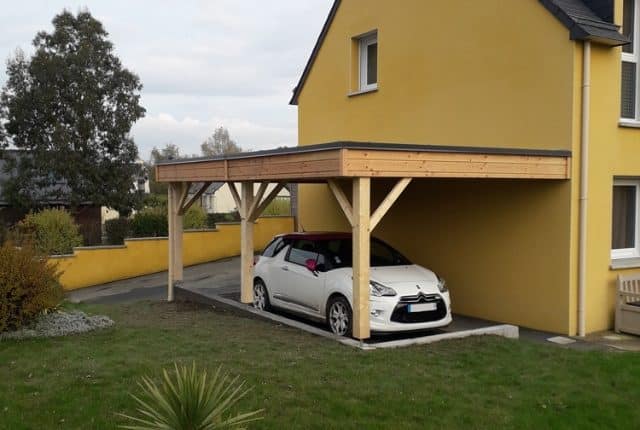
xmin=359 ymin=33 xmax=378 ymax=91
xmin=612 ymin=179 xmax=640 ymax=259
xmin=622 ymin=0 xmax=640 ymax=120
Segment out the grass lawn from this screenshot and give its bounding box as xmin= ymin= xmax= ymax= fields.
xmin=1 ymin=301 xmax=639 ymax=429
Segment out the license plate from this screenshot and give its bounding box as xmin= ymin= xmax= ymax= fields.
xmin=407 ymin=303 xmax=437 ymax=313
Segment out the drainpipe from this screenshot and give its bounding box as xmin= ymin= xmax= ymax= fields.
xmin=578 ymin=41 xmax=591 ymax=337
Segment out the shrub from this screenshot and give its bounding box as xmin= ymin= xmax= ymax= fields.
xmin=105 ymin=218 xmax=131 ymax=245
xmin=261 ymin=197 xmax=291 ymax=217
xmin=131 ymin=208 xmax=168 ymax=238
xmin=15 ymin=209 xmax=83 ymax=255
xmin=208 ymin=212 xmax=241 ymax=226
xmin=0 ymin=243 xmax=63 ymax=332
xmin=119 ymin=363 xmax=263 ymax=430
xmin=183 ymin=205 xmax=207 ymax=230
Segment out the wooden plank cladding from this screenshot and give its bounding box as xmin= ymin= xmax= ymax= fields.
xmin=156 ymin=142 xmax=571 ymax=182
xmin=343 ymin=150 xmax=570 ymax=179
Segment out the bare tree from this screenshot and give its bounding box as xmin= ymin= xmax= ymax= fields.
xmin=201 ymin=127 xmax=242 ymax=156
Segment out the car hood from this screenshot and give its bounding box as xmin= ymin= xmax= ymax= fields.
xmin=370 ymin=265 xmax=440 ymax=295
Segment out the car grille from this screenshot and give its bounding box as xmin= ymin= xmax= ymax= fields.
xmin=390 ymin=293 xmax=447 ymax=324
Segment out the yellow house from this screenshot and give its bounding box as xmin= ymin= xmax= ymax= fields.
xmin=289 ymin=0 xmax=640 ymax=336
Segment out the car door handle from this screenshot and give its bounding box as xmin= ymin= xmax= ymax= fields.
xmin=281 ymin=266 xmax=289 ymax=271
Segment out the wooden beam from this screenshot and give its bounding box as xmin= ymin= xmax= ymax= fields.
xmin=249 ymin=182 xmax=287 ymax=222
xmin=370 ymin=178 xmax=412 ymax=231
xmin=246 ymin=182 xmax=269 ymax=222
xmin=352 ymin=177 xmax=371 ymax=340
xmin=240 ymin=182 xmax=255 ymax=304
xmin=228 ymin=182 xmax=243 ymax=217
xmin=179 ymin=182 xmax=212 ymax=215
xmin=327 ymin=179 xmax=354 ymax=227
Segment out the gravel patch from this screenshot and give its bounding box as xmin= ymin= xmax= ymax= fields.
xmin=0 ymin=311 xmax=114 ymax=340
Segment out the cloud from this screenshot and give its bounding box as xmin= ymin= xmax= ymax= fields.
xmin=133 ymin=112 xmax=297 ymax=159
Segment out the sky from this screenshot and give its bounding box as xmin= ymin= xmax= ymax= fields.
xmin=0 ymin=0 xmax=332 ymax=159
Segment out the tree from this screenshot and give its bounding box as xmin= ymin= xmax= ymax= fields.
xmin=0 ymin=10 xmax=146 ymax=213
xmin=150 ymin=143 xmax=182 ymax=163
xmin=200 ymin=127 xmax=242 ymax=157
xmin=147 ymin=143 xmax=182 ymax=196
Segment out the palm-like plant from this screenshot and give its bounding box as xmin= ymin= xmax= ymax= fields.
xmin=119 ymin=363 xmax=264 ymax=430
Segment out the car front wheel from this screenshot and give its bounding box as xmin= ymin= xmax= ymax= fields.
xmin=327 ymin=296 xmax=352 ymax=337
xmin=253 ymin=280 xmax=270 ymax=311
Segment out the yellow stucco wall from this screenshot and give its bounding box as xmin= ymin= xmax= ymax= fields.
xmin=49 ymin=217 xmax=293 ymax=291
xmin=575 ymin=1 xmax=640 ymax=333
xmin=296 ymin=0 xmax=578 ymax=333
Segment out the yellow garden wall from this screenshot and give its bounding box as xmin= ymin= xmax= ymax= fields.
xmin=49 ymin=217 xmax=293 ymax=291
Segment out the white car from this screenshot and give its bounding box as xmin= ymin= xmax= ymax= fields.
xmin=253 ymin=232 xmax=452 ymax=337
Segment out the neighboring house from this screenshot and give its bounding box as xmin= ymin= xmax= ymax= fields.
xmin=0 ymin=150 xmax=149 ymax=243
xmin=196 ymin=183 xmax=291 ymax=215
xmin=289 ymin=0 xmax=640 ymax=335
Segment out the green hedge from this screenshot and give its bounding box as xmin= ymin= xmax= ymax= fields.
xmin=0 ymin=243 xmax=63 ymax=332
xmin=104 ymin=218 xmax=131 ymax=245
xmin=131 ymin=208 xmax=168 ymax=237
xmin=14 ymin=209 xmax=83 ymax=255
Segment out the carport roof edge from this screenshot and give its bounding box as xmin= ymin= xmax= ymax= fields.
xmin=155 ymin=141 xmax=572 ymax=183
xmin=156 ymin=141 xmax=571 ymax=165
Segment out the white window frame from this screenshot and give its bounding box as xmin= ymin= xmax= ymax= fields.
xmin=622 ymin=0 xmax=640 ymax=123
xmin=612 ymin=178 xmax=640 ymax=260
xmin=359 ymin=33 xmax=378 ymax=92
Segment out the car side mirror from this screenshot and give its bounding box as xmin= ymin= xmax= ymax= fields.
xmin=305 ymin=259 xmax=318 ymax=274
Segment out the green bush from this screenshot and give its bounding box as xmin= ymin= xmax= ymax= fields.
xmin=119 ymin=363 xmax=263 ymax=430
xmin=131 ymin=208 xmax=168 ymax=238
xmin=208 ymin=212 xmax=241 ymax=226
xmin=0 ymin=242 xmax=63 ymax=332
xmin=15 ymin=209 xmax=83 ymax=255
xmin=262 ymin=197 xmax=291 ymax=217
xmin=105 ymin=218 xmax=131 ymax=245
xmin=183 ymin=205 xmax=207 ymax=230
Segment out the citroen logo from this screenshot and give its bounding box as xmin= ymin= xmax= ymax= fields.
xmin=416 ymin=285 xmax=421 ymax=290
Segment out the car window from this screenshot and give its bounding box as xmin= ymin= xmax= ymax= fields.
xmin=262 ymin=237 xmax=286 ymax=258
xmin=321 ymin=238 xmax=410 ymax=269
xmin=287 ymin=239 xmax=320 ymax=266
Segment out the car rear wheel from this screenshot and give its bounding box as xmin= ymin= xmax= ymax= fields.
xmin=327 ymin=296 xmax=352 ymax=337
xmin=253 ymin=280 xmax=270 ymax=311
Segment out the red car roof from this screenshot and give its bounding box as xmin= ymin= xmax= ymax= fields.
xmin=279 ymin=231 xmax=353 ymax=241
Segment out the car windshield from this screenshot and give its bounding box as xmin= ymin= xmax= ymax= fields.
xmin=320 ymin=238 xmax=411 ymax=270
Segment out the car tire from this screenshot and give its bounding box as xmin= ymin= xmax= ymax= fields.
xmin=253 ymin=279 xmax=271 ymax=311
xmin=327 ymin=296 xmax=352 ymax=337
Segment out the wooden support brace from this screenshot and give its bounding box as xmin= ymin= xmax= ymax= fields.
xmin=246 ymin=182 xmax=269 ymax=222
xmin=179 ymin=182 xmax=212 ymax=215
xmin=228 ymin=182 xmax=243 ymax=217
xmin=177 ymin=182 xmax=191 ymax=214
xmin=249 ymin=182 xmax=287 ymax=222
xmin=328 ymin=179 xmax=354 ymax=227
xmin=370 ymin=178 xmax=412 ymax=231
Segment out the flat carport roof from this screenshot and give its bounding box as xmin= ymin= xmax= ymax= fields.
xmin=157 ymin=141 xmax=571 ymax=340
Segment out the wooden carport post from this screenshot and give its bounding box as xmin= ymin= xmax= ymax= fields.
xmin=167 ymin=182 xmax=187 ymax=302
xmin=228 ymin=181 xmax=287 ymax=305
xmin=329 ymin=177 xmax=413 ymax=340
xmin=352 ymin=177 xmax=371 ymax=340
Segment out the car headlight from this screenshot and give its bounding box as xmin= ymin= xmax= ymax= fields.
xmin=437 ymin=276 xmax=448 ymax=293
xmin=370 ymin=280 xmax=397 ymax=297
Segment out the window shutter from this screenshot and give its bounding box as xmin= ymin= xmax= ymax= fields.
xmin=622 ymin=61 xmax=637 ymax=119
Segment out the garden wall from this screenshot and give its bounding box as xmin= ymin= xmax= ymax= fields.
xmin=49 ymin=216 xmax=294 ymax=290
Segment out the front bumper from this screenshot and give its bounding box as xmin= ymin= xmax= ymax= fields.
xmin=368 ymin=292 xmax=452 ymax=333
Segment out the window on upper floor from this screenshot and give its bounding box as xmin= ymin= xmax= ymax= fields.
xmin=612 ymin=178 xmax=640 ymax=260
xmin=358 ymin=33 xmax=378 ymax=92
xmin=622 ymin=0 xmax=640 ymax=121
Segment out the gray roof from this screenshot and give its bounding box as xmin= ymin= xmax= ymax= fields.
xmin=539 ymin=0 xmax=629 ymax=45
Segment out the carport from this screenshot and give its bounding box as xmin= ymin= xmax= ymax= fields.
xmin=156 ymin=142 xmax=571 ymax=340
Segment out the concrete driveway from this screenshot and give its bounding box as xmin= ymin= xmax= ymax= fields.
xmin=67 ymin=257 xmax=241 ymax=304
